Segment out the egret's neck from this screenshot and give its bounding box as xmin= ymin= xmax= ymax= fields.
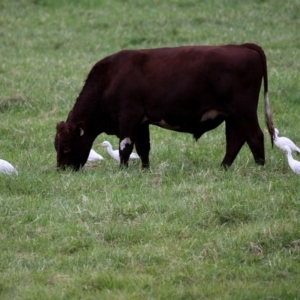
xmin=286 ymin=152 xmax=294 ymax=164
xmin=107 ymin=144 xmax=113 ymax=153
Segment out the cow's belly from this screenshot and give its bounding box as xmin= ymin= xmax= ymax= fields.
xmin=200 ymin=109 xmax=228 ymax=122
xmin=142 ymin=109 xmax=228 ymax=132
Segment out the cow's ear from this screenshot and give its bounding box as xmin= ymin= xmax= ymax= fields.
xmin=56 ymin=121 xmax=65 ymax=132
xmin=76 ymin=121 xmax=86 ymax=137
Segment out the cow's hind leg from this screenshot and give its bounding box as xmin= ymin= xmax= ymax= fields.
xmin=221 ymin=118 xmax=246 ymax=168
xmin=222 ymin=112 xmax=265 ymax=167
xmin=235 ymin=111 xmax=265 ymax=165
xmin=245 ymin=125 xmax=265 ymax=165
xmin=135 ymin=122 xmax=150 ymax=169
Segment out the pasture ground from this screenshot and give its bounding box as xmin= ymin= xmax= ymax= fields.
xmin=1 ymin=0 xmax=300 ymax=299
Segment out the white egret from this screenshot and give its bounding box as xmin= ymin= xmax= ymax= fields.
xmin=274 ymin=128 xmax=300 ymax=154
xmin=283 ymin=145 xmax=300 ymax=176
xmin=0 ymin=159 xmax=18 ymax=175
xmin=100 ymin=141 xmax=139 ymax=162
xmin=87 ymin=149 xmax=104 ymax=162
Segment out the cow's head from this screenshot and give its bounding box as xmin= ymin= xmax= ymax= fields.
xmin=54 ymin=121 xmax=92 ymax=171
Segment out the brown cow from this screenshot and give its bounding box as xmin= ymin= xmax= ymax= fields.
xmin=54 ymin=43 xmax=274 ymax=171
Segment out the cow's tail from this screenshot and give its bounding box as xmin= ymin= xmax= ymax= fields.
xmin=242 ymin=43 xmax=275 ymax=147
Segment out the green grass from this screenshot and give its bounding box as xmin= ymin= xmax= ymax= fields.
xmin=1 ymin=0 xmax=300 ymax=299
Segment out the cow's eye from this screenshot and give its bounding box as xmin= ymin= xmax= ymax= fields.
xmin=63 ymin=147 xmax=71 ymax=154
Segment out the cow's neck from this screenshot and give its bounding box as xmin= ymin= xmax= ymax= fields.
xmin=67 ymin=80 xmax=116 ymax=136
xmin=67 ymin=97 xmax=102 ymax=137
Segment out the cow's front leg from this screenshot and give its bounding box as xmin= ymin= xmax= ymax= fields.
xmin=135 ymin=123 xmax=150 ymax=169
xmin=119 ymin=137 xmax=135 ymax=167
xmin=118 ymin=111 xmax=145 ymax=167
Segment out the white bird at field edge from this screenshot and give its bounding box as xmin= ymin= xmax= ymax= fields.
xmin=87 ymin=149 xmax=104 ymax=162
xmin=274 ymin=128 xmax=300 ymax=154
xmin=283 ymin=145 xmax=300 ymax=176
xmin=100 ymin=141 xmax=139 ymax=162
xmin=0 ymin=159 xmax=18 ymax=175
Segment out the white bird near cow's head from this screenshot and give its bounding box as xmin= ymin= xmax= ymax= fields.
xmin=283 ymin=145 xmax=300 ymax=176
xmin=274 ymin=128 xmax=300 ymax=154
xmin=87 ymin=149 xmax=104 ymax=162
xmin=100 ymin=141 xmax=139 ymax=162
xmin=0 ymin=159 xmax=18 ymax=175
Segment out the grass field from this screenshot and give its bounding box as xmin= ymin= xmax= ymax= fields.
xmin=1 ymin=0 xmax=300 ymax=299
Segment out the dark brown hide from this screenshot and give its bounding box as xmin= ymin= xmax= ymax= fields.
xmin=54 ymin=43 xmax=274 ymax=170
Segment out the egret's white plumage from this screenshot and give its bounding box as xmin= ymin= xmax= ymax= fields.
xmin=87 ymin=149 xmax=104 ymax=162
xmin=0 ymin=159 xmax=18 ymax=175
xmin=101 ymin=141 xmax=139 ymax=162
xmin=283 ymin=145 xmax=300 ymax=176
xmin=274 ymin=128 xmax=300 ymax=154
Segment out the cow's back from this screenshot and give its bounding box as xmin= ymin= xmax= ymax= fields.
xmin=100 ymin=45 xmax=264 ymax=122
